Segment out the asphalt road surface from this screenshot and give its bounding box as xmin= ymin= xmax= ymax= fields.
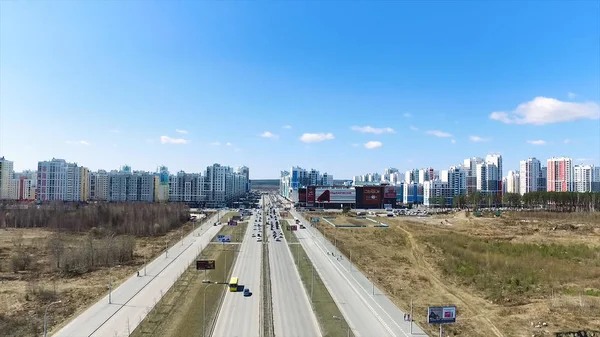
xmin=53 ymin=213 xmax=223 ymax=337
xmin=211 ymin=212 xmax=262 ymax=337
xmin=269 ymin=207 xmax=321 ymax=337
xmin=290 ymin=209 xmax=427 ymax=337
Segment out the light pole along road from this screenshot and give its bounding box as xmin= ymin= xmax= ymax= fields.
xmin=291 ymin=209 xmax=427 ymax=337
xmin=53 ymin=212 xmax=223 ymax=337
xmin=211 ymin=211 xmax=262 ymax=337
xmin=269 ymin=202 xmax=321 ymax=337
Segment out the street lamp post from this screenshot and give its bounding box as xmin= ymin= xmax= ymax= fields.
xmin=203 ymin=283 xmax=214 ymax=337
xmin=44 ymin=300 xmax=62 ymax=337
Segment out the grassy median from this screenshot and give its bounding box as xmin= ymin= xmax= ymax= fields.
xmin=210 ymin=221 xmax=248 ymax=242
xmin=281 ymin=220 xmax=298 ymax=243
xmin=219 ymin=211 xmax=240 ymax=223
xmin=290 ymin=233 xmax=355 ymax=337
xmin=130 ymin=243 xmax=239 ymax=337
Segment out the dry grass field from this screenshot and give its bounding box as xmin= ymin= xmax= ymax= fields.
xmin=311 ymin=211 xmax=600 ymax=337
xmin=327 ymin=216 xmax=372 ymax=227
xmin=0 ymin=222 xmax=199 ymax=337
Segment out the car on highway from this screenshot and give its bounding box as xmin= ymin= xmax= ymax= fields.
xmin=243 ymin=288 xmax=252 ymax=297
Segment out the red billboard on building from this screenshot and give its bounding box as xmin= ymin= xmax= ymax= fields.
xmin=362 ymin=187 xmax=382 ymax=205
xmin=306 ymin=186 xmax=316 ymax=206
xmin=384 ymin=186 xmax=396 ymax=199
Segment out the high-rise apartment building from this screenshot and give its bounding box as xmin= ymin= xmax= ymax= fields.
xmin=0 ymin=157 xmax=14 ymax=200
xmin=423 ymin=180 xmax=453 ymax=206
xmin=37 ymin=159 xmax=88 ymax=202
xmin=519 ymin=158 xmax=541 ymax=195
xmin=236 ymin=166 xmax=250 ymax=192
xmin=486 ymin=154 xmax=503 ymax=195
xmin=463 ymin=157 xmax=484 ymax=194
xmin=505 ymin=170 xmax=520 ymax=194
xmin=280 ymin=166 xmax=333 ymax=201
xmin=90 ymin=170 xmax=110 ymax=201
xmin=574 ymin=165 xmax=600 ymax=192
xmin=169 ymin=171 xmax=203 ymax=202
xmin=538 ymin=166 xmax=547 ymax=192
xmin=440 ymin=165 xmax=467 ymax=196
xmin=546 ymin=157 xmax=573 ymax=192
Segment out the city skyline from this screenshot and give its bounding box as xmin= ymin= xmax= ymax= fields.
xmin=1 ymin=1 xmax=599 ymax=179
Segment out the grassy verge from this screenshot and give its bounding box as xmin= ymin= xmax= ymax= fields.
xmin=290 ymin=232 xmax=354 ymax=337
xmin=219 ymin=211 xmax=240 ymax=223
xmin=423 ymin=232 xmax=600 ymax=304
xmin=130 ymin=243 xmax=239 ymax=337
xmin=211 ymin=222 xmax=248 ymax=243
xmin=281 ymin=220 xmax=298 ymax=243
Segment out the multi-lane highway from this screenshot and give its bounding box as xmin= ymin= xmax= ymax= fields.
xmin=267 ymin=199 xmax=321 ymax=337
xmin=54 ymin=212 xmax=223 ymax=337
xmin=211 ymin=212 xmax=262 ymax=337
xmin=290 ymin=207 xmax=427 ymax=337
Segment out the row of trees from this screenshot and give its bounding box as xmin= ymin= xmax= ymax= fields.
xmin=0 ymin=202 xmax=190 ymax=236
xmin=428 ymin=191 xmax=600 ymax=212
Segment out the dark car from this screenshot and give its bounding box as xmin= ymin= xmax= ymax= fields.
xmin=244 ymin=288 xmax=251 ymax=297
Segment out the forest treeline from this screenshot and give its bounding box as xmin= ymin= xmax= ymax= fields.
xmin=0 ymin=202 xmax=191 ymax=236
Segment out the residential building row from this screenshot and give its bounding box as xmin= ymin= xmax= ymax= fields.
xmin=0 ymin=157 xmax=250 ymax=206
xmin=351 ymin=154 xmax=600 ymax=206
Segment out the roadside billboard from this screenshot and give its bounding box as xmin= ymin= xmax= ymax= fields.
xmin=291 ymin=225 xmax=298 ymax=231
xmin=306 ymin=186 xmax=316 ymax=205
xmin=196 ymin=260 xmax=216 ymax=270
xmin=362 ymin=186 xmax=382 ymax=205
xmin=427 ymin=306 xmax=457 ymax=324
xmin=384 ymin=186 xmax=396 ymax=199
xmin=217 ymin=235 xmax=231 ymax=242
xmin=227 ymin=220 xmax=238 ymax=226
xmin=315 ymin=188 xmax=356 ymax=203
xmin=298 ymin=188 xmax=307 ymax=203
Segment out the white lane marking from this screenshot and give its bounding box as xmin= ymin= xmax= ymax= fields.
xmin=301 ymin=225 xmax=412 ymax=337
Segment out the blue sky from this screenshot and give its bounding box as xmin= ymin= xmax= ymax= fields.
xmin=1 ymin=1 xmax=599 ymax=179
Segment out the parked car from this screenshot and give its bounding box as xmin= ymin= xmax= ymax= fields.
xmin=244 ymin=288 xmax=252 ymax=297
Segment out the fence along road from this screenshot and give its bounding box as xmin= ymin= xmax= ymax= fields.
xmin=211 ymin=212 xmax=262 ymax=337
xmin=290 ymin=209 xmax=427 ymax=337
xmin=54 ymin=213 xmax=223 ymax=337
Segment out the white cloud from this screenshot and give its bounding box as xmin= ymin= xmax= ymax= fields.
xmin=226 ymin=142 xmax=232 ymax=146
xmin=350 ymin=126 xmax=395 ymax=134
xmin=403 ymin=113 xmax=412 ymax=118
xmin=527 ymin=140 xmax=547 ymax=146
xmin=175 ymin=129 xmax=188 ymax=134
xmin=299 ymin=133 xmax=335 ymax=143
xmin=364 ymin=141 xmax=383 ymax=149
xmin=260 ymin=131 xmax=279 ymax=139
xmin=160 ymin=136 xmax=189 ymax=145
xmin=209 ymin=141 xmax=220 ymax=146
xmin=426 ymin=130 xmax=453 ymax=138
xmin=66 ymin=140 xmax=90 ymax=146
xmin=451 ymin=139 xmax=456 ymax=144
xmin=469 ymin=135 xmax=491 ymax=142
xmin=489 ymin=97 xmax=600 ymax=125
xmin=409 ymin=125 xmax=419 ymax=131
xmin=282 ymin=125 xmax=292 ymax=129
xmin=568 ymin=92 xmax=577 ymax=99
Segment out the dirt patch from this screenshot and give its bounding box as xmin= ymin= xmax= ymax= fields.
xmin=310 ymin=211 xmax=600 ymax=337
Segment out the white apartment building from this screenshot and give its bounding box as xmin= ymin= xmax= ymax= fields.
xmin=519 ymin=158 xmax=542 ymax=195
xmin=423 ymin=180 xmax=453 ymax=206
xmin=574 ymin=165 xmax=600 ymax=192
xmin=0 ymin=157 xmax=14 ymax=200
xmin=505 ymin=170 xmax=520 ymax=194
xmin=37 ymin=158 xmax=70 ymax=201
xmin=90 ymin=170 xmax=110 ymax=201
xmin=463 ymin=157 xmax=484 ymax=194
xmin=546 ymin=157 xmax=573 ymax=192
xmin=280 ymin=166 xmax=333 ymax=200
xmin=476 ymin=162 xmax=499 ymax=194
xmin=418 ymin=168 xmax=438 ymax=184
xmin=169 ymin=171 xmax=203 ymax=202
xmin=440 ymin=165 xmax=467 ymax=196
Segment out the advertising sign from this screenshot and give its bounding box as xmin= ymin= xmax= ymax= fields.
xmin=306 ymin=186 xmax=316 ymax=205
xmin=315 ymin=188 xmax=356 ymax=203
xmin=196 ymin=260 xmax=216 ymax=270
xmin=384 ymin=186 xmax=397 ymax=199
xmin=291 ymin=225 xmax=298 ymax=231
xmin=363 ymin=187 xmax=382 ymax=205
xmin=427 ymin=306 xmax=457 ymax=324
xmin=298 ymin=188 xmax=307 ymax=203
xmin=228 ymin=220 xmax=238 ymax=226
xmin=217 ymin=235 xmax=231 ymax=242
